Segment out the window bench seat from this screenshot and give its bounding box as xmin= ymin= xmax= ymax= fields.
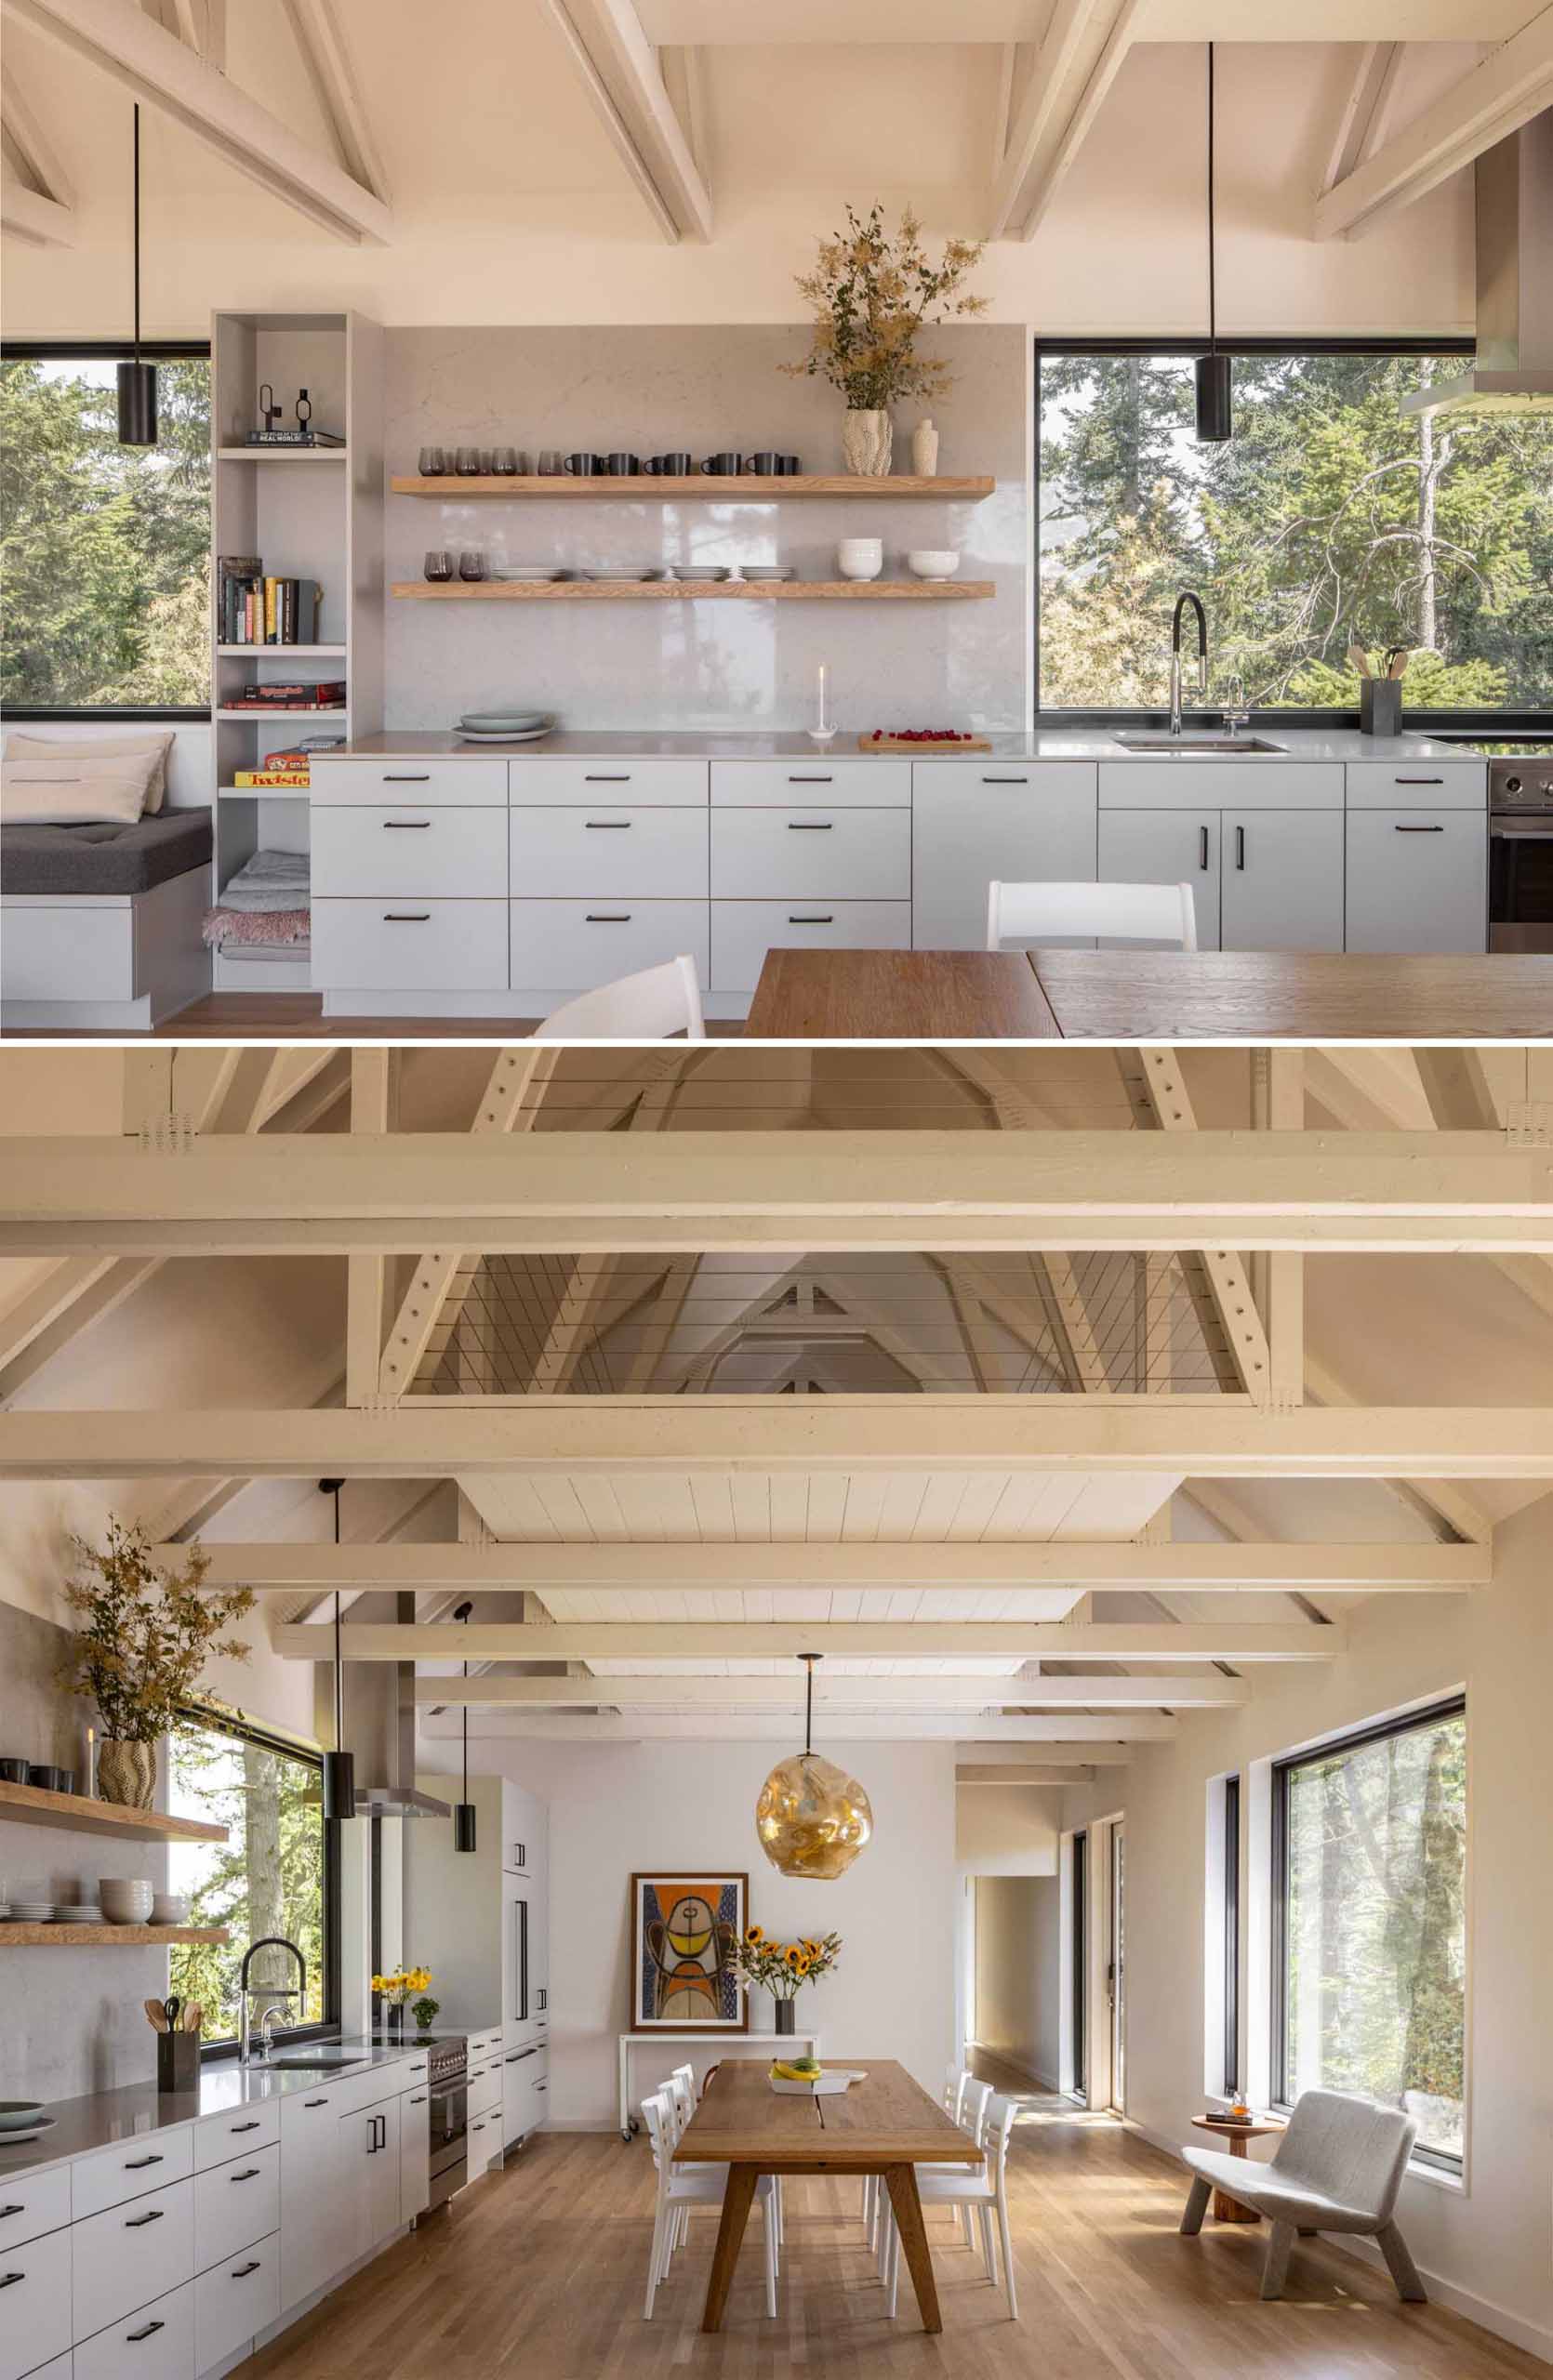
xmin=2 ymin=807 xmax=212 ymax=1030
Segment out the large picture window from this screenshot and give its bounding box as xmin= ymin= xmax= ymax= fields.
xmin=1037 ymin=347 xmax=1553 ymax=719
xmin=165 ymin=1709 xmax=335 ymax=2050
xmin=0 ymin=343 xmax=210 ymax=716
xmin=1272 ymin=1697 xmax=1467 ymax=2168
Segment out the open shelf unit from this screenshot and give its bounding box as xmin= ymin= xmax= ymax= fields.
xmin=0 ymin=1778 xmax=227 ymax=1844
xmin=208 ymin=309 xmax=384 ymax=993
xmin=391 ymin=472 xmax=995 ymax=500
xmin=0 ymin=1924 xmax=231 ymax=1948
xmin=391 ymin=578 xmax=993 ymax=602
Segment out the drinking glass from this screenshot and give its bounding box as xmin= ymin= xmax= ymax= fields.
xmin=537 ymin=449 xmax=564 ymax=476
xmin=424 ymin=549 xmax=453 ymax=582
xmin=458 ymin=549 xmax=486 ymax=581
xmin=418 ymin=444 xmax=446 ymax=476
xmin=456 ymin=445 xmax=481 ymax=475
xmin=478 ymin=448 xmax=494 ymax=474
xmin=492 ymin=446 xmax=524 ymax=475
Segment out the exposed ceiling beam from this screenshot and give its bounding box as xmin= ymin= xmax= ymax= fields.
xmin=989 ymin=0 xmax=1141 ymax=241
xmin=959 ymin=1765 xmax=1104 ymax=1783
xmin=275 ymin=1620 xmax=1341 ymax=1663
xmin=1315 ymin=9 xmax=1553 ymax=239
xmin=0 ymin=178 xmax=73 ymax=241
xmin=195 ymin=1540 xmax=1482 ymax=1593
xmin=7 ymin=1404 xmax=1544 ymax=1480
xmin=540 ymin=0 xmax=685 ymax=243
xmin=3 ymin=0 xmax=392 ymax=242
xmin=2 ymin=58 xmax=74 ymax=211
xmin=573 ymin=0 xmax=712 ymax=237
xmin=280 ymin=0 xmax=389 ymax=203
xmin=4 ymin=1130 xmax=1545 ymax=1257
xmin=420 ymin=1712 xmax=1176 ymax=1743
xmin=1322 ymin=40 xmax=1404 ymax=195
xmin=417 ymin=1672 xmax=1247 ymax=1710
xmin=958 ymin=1740 xmax=1132 ymax=1766
xmin=346 ymin=1050 xmax=394 ymax=1408
xmin=0 ymin=1259 xmax=158 ymax=1399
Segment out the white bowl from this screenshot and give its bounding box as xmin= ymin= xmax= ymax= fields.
xmin=100 ymin=1880 xmax=154 ymax=1919
xmin=836 ymin=538 xmax=883 ymax=581
xmin=907 ymin=549 xmax=959 ymax=579
xmin=151 ymin=1897 xmax=189 ymax=1924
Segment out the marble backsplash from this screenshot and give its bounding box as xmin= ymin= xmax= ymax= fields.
xmin=382 ymin=323 xmax=1029 ymax=733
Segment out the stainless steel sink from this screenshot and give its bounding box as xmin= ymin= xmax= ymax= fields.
xmin=1111 ymin=734 xmax=1287 ymax=755
xmin=261 ymin=2048 xmax=370 ymax=2070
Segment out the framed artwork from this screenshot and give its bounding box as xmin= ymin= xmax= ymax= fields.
xmin=630 ymin=1871 xmax=749 ymax=2032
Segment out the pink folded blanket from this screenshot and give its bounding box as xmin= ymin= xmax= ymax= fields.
xmin=203 ymin=906 xmax=311 ymax=946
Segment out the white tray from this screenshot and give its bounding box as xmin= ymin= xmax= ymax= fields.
xmin=770 ymin=2069 xmax=867 ymax=2096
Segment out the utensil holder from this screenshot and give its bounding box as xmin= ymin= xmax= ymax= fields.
xmin=157 ymin=2026 xmax=201 ymax=2094
xmin=1359 ymin=679 xmax=1402 ymax=736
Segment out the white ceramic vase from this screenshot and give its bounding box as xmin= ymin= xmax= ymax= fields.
xmin=911 ymin=418 xmax=939 ymax=477
xmin=842 ymin=408 xmax=893 ymax=477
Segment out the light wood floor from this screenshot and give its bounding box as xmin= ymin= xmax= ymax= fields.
xmin=238 ymin=2095 xmax=1542 ymax=2380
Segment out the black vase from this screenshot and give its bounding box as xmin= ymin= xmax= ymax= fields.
xmin=384 ymin=2003 xmax=405 ymax=2040
xmin=774 ymin=1999 xmax=796 ymax=2037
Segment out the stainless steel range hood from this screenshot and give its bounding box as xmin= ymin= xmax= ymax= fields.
xmin=1403 ymin=113 xmax=1553 ymax=418
xmin=355 ymin=1602 xmax=451 ymax=1819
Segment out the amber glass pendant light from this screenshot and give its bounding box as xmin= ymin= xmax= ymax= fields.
xmin=755 ymin=1654 xmax=872 ymax=1880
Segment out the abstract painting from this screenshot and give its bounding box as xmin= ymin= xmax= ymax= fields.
xmin=630 ymin=1871 xmax=749 ymax=2032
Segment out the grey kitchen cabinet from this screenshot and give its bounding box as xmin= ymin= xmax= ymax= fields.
xmin=1096 ymin=810 xmax=1220 ymax=949
xmin=1221 ymin=810 xmax=1345 ymax=952
xmin=1344 ymin=809 xmax=1488 ymax=952
xmin=911 ymin=762 xmax=1097 ymax=948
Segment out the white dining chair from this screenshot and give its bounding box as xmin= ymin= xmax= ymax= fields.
xmin=885 ymin=2095 xmax=1021 ymax=2321
xmin=640 ymin=2089 xmax=779 ymax=2320
xmin=533 ymin=953 xmax=706 ymax=1039
xmin=987 ymin=879 xmax=1199 ymax=952
xmin=874 ymin=2075 xmax=991 ymax=2277
xmin=665 ymin=2067 xmax=698 ymax=2254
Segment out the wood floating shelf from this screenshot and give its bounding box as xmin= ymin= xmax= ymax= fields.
xmin=216 ymin=707 xmax=348 ymax=721
xmin=0 ymin=1778 xmax=228 ymax=1844
xmin=216 ymin=644 xmax=347 ymax=659
xmin=0 ymin=1923 xmax=231 ymax=1949
xmin=217 ymin=447 xmax=347 ymax=463
xmin=391 ymin=473 xmax=994 ymax=500
xmin=391 ymin=579 xmax=993 ymax=603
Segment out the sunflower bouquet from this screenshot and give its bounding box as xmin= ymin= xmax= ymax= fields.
xmin=731 ymin=1925 xmax=843 ymax=2001
xmin=372 ymin=1964 xmax=432 ymax=2008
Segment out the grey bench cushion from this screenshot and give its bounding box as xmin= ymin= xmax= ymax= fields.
xmin=2 ymin=804 xmax=213 ymax=896
xmin=1181 ymin=2146 xmax=1383 ymax=2232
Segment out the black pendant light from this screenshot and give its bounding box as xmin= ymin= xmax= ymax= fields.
xmin=1195 ymin=44 xmax=1231 ymax=444
xmin=116 ymin=105 xmax=157 ymax=447
xmin=319 ymin=1479 xmax=356 ymax=1820
xmin=453 ymin=1601 xmax=477 ymax=1853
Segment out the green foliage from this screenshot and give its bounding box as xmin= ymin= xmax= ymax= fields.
xmin=1039 ymin=350 xmax=1553 ymax=711
xmin=0 ymin=356 xmax=210 ymax=707
xmin=412 ymin=1994 xmax=441 ymax=2031
xmin=57 ymin=1521 xmax=255 ymax=1743
xmin=784 ymin=205 xmax=987 ymax=411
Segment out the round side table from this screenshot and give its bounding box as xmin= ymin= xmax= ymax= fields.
xmin=1190 ymin=2114 xmax=1284 ymax=2223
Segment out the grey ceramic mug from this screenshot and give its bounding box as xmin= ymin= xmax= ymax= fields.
xmin=564 ymin=452 xmax=604 ymax=475
xmin=647 ymin=452 xmax=694 ymax=475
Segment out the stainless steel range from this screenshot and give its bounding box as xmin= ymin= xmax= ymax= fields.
xmin=1447 ymin=741 xmax=1553 ymax=952
xmin=425 ymin=2034 xmax=469 ymax=2211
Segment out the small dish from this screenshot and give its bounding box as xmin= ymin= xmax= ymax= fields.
xmin=456 ymin=726 xmax=553 ymax=744
xmin=0 ymin=2100 xmax=46 ymax=2128
xmin=458 ymin=710 xmax=550 ymax=730
xmin=907 ymin=549 xmax=960 ymax=579
xmin=489 ymin=566 xmax=568 ymax=582
xmin=742 ymin=565 xmax=795 ymax=581
xmin=0 ymin=2116 xmax=58 ymax=2146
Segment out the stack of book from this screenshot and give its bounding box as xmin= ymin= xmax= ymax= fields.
xmin=218 ymin=555 xmax=326 ymax=645
xmin=232 ymin=740 xmax=343 ymax=790
xmin=224 ymin=681 xmax=347 ymax=713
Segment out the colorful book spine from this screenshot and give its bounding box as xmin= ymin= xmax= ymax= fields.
xmin=232 ymin=770 xmax=311 ymax=787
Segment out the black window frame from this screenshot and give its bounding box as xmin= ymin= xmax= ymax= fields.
xmin=168 ymin=1700 xmax=342 ymax=2064
xmin=1071 ymin=1828 xmax=1088 ymax=2100
xmin=1270 ymin=1694 xmax=1467 ymax=2173
xmin=1033 ymin=337 xmax=1552 ymax=735
xmin=1 ymin=337 xmax=212 ymax=723
xmin=1223 ymin=1773 xmax=1241 ymax=2096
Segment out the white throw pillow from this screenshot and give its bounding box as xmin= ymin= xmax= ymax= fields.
xmin=2 ymin=748 xmax=158 ymax=826
xmin=4 ymin=729 xmax=176 ymax=812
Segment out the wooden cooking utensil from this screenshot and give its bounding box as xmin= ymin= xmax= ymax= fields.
xmin=145 ymin=1998 xmax=168 ymax=2032
xmin=1347 ymin=642 xmax=1371 ymax=679
xmin=184 ymin=2003 xmax=202 ymax=2032
xmin=1387 ymin=648 xmax=1410 ymax=678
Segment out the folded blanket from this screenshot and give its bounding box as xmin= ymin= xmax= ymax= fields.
xmin=203 ymin=906 xmax=311 ymax=946
xmin=219 ymin=848 xmax=311 ymax=912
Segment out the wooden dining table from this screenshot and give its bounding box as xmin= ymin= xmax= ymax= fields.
xmin=742 ymin=946 xmax=1553 ymax=1039
xmin=671 ymin=2057 xmax=982 ymax=2334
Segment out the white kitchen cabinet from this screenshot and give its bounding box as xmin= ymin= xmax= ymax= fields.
xmin=510 ymin=758 xmax=707 ymax=806
xmin=1096 ymin=760 xmax=1342 ymax=811
xmin=192 ymin=2142 xmax=279 ymax=2275
xmin=194 ymin=2236 xmax=279 ymax=2376
xmin=465 ymin=2109 xmax=498 ymax=2182
xmin=0 ymin=2162 xmax=71 ymax=2249
xmin=912 ymin=761 xmax=1097 ymax=948
xmin=511 ymin=806 xmax=709 ymax=898
xmin=1344 ymin=759 xmax=1486 ymax=808
xmin=1345 ymin=810 xmax=1488 ymax=953
xmin=279 ymin=2086 xmax=349 ymax=2316
xmin=71 ymin=2129 xmax=193 ymax=2221
xmin=72 ymin=2178 xmax=193 ymax=2346
xmin=73 ymin=2282 xmax=193 ymax=2380
xmin=399 ymin=2085 xmax=431 ymax=2228
xmin=502 ymin=2042 xmax=543 ymax=2148
xmin=192 ymin=2103 xmax=279 ymax=2174
xmin=17 ymin=2359 xmax=70 ymax=2380
xmin=0 ymin=2215 xmax=71 ymax=2380
xmin=312 ymin=898 xmax=509 ymax=992
xmin=310 ymin=758 xmax=508 ymax=806
xmin=710 ymin=900 xmax=910 ymax=991
xmin=1221 ymin=810 xmax=1345 ymax=952
xmin=1097 ymin=811 xmax=1220 ymax=949
xmin=710 ymin=759 xmax=909 ymax=808
xmin=510 ymin=898 xmax=709 ymax=993
xmin=406 ymin=1775 xmax=549 ymax=2049
xmin=712 ymin=807 xmax=909 ymax=901
xmin=338 ymin=2098 xmax=401 ymax=2269
xmin=312 ymin=805 xmax=508 ymax=898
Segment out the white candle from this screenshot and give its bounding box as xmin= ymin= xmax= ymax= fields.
xmin=816 ymin=664 xmax=829 ymax=734
xmin=86 ymin=1726 xmax=98 ymax=1798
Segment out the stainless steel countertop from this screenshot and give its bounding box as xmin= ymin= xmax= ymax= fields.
xmin=325 ymin=727 xmax=1479 ymax=765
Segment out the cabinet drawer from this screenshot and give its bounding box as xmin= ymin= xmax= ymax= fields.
xmin=0 ymin=905 xmax=136 ymax=1003
xmin=397 ymin=2052 xmax=432 ymax=2094
xmin=510 ymin=806 xmax=708 ymax=897
xmin=712 ymin=807 xmax=909 ymax=900
xmin=280 ymin=2082 xmax=339 ymax=2138
xmin=711 ymin=760 xmax=909 ymax=808
xmin=469 ymin=2030 xmax=504 ymax=2059
xmin=312 ymin=898 xmax=509 ymax=991
xmin=309 ymin=759 xmax=507 ymax=806
xmin=73 ymin=2281 xmax=193 ymax=2380
xmin=1345 ymin=810 xmax=1488 ymax=953
xmin=193 ymin=2100 xmax=279 ymax=2174
xmin=194 ymin=2233 xmax=279 ymax=2376
xmin=0 ymin=2162 xmax=71 ymax=2250
xmin=470 ymin=2066 xmax=503 ymax=2121
xmin=1345 ymin=760 xmax=1485 ymax=808
xmin=0 ymin=2216 xmax=70 ymax=2380
xmin=710 ymin=900 xmax=910 ymax=991
xmin=510 ymin=899 xmax=709 ymax=992
xmin=312 ymin=805 xmax=508 ymax=897
xmin=72 ymin=2129 xmax=193 ymax=2221
xmin=73 ymin=2177 xmax=193 ymax=2341
xmin=193 ymin=2141 xmax=278 ymax=2273
xmin=912 ymin=762 xmax=1097 ymax=949
xmin=1097 ymin=762 xmax=1341 ymax=810
xmin=509 ymin=758 xmax=707 ymax=806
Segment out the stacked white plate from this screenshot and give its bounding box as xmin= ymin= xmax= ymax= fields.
xmin=582 ymin=567 xmax=654 ymax=582
xmin=53 ymin=1905 xmax=104 ymax=1924
xmin=9 ymin=1901 xmax=55 ymax=1923
xmin=457 ymin=707 xmax=553 ymax=745
xmin=491 ymin=563 xmax=567 ymax=582
xmin=743 ymin=565 xmax=795 ymax=581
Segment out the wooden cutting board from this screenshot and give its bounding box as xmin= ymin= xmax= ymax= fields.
xmin=856 ymin=734 xmax=993 ymax=753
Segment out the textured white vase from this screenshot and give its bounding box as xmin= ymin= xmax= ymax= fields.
xmin=842 ymin=408 xmax=893 ymax=477
xmin=911 ymin=418 xmax=939 ymax=477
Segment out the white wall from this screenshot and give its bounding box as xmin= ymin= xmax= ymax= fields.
xmin=424 ymin=1736 xmax=958 ymax=2127
xmin=956 ymin=1778 xmax=1061 ymax=1872
xmin=1060 ymin=1497 xmax=1553 ymax=2364
xmin=1032 ymin=1873 xmax=1063 ymax=2088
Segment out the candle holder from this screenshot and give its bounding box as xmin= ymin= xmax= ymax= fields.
xmin=807 ymin=662 xmax=837 ymax=747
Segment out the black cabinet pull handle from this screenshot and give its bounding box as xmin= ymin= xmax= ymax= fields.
xmin=383 ymin=773 xmax=431 ymax=782
xmin=382 ymin=818 xmax=431 ymax=828
xmin=585 ymin=913 xmax=630 ymax=922
xmin=1395 ymin=775 xmax=1444 ymax=785
xmin=787 ymin=821 xmax=832 ymax=830
xmin=410 ymin=2095 xmax=427 ymax=2105
xmin=125 ymin=2208 xmax=165 ymax=2228
xmin=583 ymin=820 xmax=630 ymax=828
xmin=0 ymin=2205 xmax=24 ymax=2218
xmin=126 ymin=2320 xmax=166 ymax=2341
xmin=584 ymin=774 xmax=631 ymax=782
xmin=787 ymin=774 xmax=832 ymax=783
xmin=231 ymin=2166 xmax=261 ymax=2182
xmin=231 ymin=2261 xmax=262 ymax=2278
xmin=1394 ymin=823 xmax=1445 ymax=832
xmin=789 ymin=914 xmax=833 ymax=924
xmin=1200 ymin=824 xmax=1210 ymax=870
xmin=408 ymin=2062 xmax=426 ymax=2072
xmin=230 ymin=2121 xmax=262 ymax=2133
xmin=981 ymin=775 xmax=1028 ymax=785
xmin=382 ymin=912 xmax=431 ymax=921
xmin=1235 ymin=824 xmax=1246 ymax=871
xmin=305 ymin=2096 xmax=330 ymax=2107
xmin=0 ymin=2271 xmax=23 ymax=2289
xmin=125 ymin=2155 xmax=163 ymax=2169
